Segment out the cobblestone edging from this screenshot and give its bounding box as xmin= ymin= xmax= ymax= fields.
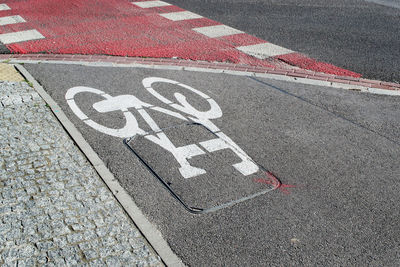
xmin=0 ymin=81 xmax=163 ymax=266
xmin=0 ymin=54 xmax=399 ymax=91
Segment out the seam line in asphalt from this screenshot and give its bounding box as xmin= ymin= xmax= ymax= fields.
xmin=249 ymin=76 xmax=400 ymax=147
xmin=14 ymin=64 xmax=186 ymax=267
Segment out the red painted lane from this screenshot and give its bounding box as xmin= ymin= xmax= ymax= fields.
xmin=1 ymin=0 xmax=361 ymax=77
xmin=277 ymin=53 xmax=361 ymax=78
xmin=4 ymin=0 xmax=268 ymax=64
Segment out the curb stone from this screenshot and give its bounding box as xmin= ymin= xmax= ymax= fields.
xmin=3 ymin=54 xmax=399 ymax=96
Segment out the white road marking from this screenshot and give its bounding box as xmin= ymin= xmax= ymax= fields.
xmin=150 ymin=106 xmax=187 ymax=121
xmin=132 ymin=1 xmax=171 ymax=8
xmin=193 ymin=25 xmax=244 ymax=38
xmin=67 ymin=99 xmax=88 ymax=120
xmin=160 ymin=11 xmax=203 ymax=21
xmin=84 ymin=112 xmax=145 ymax=138
xmin=236 ymin=43 xmax=293 ymax=59
xmin=137 ymin=108 xmax=161 ymax=132
xmin=92 ymin=94 xmax=152 ymax=113
xmin=0 ymin=15 xmax=26 ymax=26
xmin=0 ymin=29 xmax=44 ymax=44
xmin=0 ymin=4 xmax=10 ymax=11
xmin=144 ymin=132 xmax=207 ymax=179
xmin=199 ymin=137 xmax=230 ymax=152
xmin=66 ymin=86 xmax=145 ymax=138
xmin=365 ymin=0 xmax=400 ymax=9
xmin=66 ymin=77 xmax=261 ymax=179
xmin=200 ymin=133 xmax=259 ymax=176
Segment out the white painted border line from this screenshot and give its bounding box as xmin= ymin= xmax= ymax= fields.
xmin=0 ymin=15 xmax=26 ymax=26
xmin=0 ymin=29 xmax=44 ymax=44
xmin=0 ymin=4 xmax=10 ymax=11
xmin=14 ymin=64 xmax=185 ymax=267
xmin=160 ymin=11 xmax=203 ymax=21
xmin=193 ymin=25 xmax=244 ymax=38
xmin=237 ymin=43 xmax=293 ymax=59
xmin=132 ymin=1 xmax=171 ymax=8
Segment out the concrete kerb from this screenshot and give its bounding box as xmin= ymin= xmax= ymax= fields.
xmin=8 ymin=59 xmax=400 ymax=96
xmin=14 ymin=64 xmax=186 ymax=267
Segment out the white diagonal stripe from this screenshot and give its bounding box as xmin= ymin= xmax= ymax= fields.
xmin=160 ymin=11 xmax=203 ymax=21
xmin=132 ymin=1 xmax=171 ymax=8
xmin=0 ymin=30 xmax=45 ymax=44
xmin=0 ymin=4 xmax=10 ymax=11
xmin=0 ymin=15 xmax=26 ymax=26
xmin=236 ymin=43 xmax=293 ymax=58
xmin=193 ymin=25 xmax=243 ymax=38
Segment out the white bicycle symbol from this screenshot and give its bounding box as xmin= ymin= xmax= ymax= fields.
xmin=66 ymin=77 xmax=259 ymax=179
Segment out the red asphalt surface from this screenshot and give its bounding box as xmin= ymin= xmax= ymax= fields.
xmin=1 ymin=0 xmax=361 ymax=77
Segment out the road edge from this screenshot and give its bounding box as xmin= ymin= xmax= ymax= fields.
xmin=9 ymin=58 xmax=400 ymax=96
xmin=15 ymin=64 xmax=185 ymax=267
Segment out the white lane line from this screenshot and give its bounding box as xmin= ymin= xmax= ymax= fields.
xmin=365 ymin=0 xmax=400 ymax=9
xmin=193 ymin=25 xmax=243 ymax=38
xmin=132 ymin=1 xmax=171 ymax=8
xmin=160 ymin=11 xmax=203 ymax=21
xmin=0 ymin=30 xmax=45 ymax=44
xmin=0 ymin=15 xmax=26 ymax=26
xmin=236 ymin=43 xmax=293 ymax=59
xmin=0 ymin=4 xmax=10 ymax=11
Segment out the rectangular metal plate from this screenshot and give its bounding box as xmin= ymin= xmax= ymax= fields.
xmin=125 ymin=123 xmax=278 ymax=213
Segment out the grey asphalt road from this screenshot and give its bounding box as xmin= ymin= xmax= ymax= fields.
xmin=166 ymin=0 xmax=400 ymax=83
xmin=25 ymin=63 xmax=400 ymax=266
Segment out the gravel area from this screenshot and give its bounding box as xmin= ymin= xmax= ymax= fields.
xmin=0 ymin=81 xmax=163 ymax=266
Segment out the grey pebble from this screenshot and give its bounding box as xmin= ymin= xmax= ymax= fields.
xmin=0 ymin=82 xmax=162 ymax=266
